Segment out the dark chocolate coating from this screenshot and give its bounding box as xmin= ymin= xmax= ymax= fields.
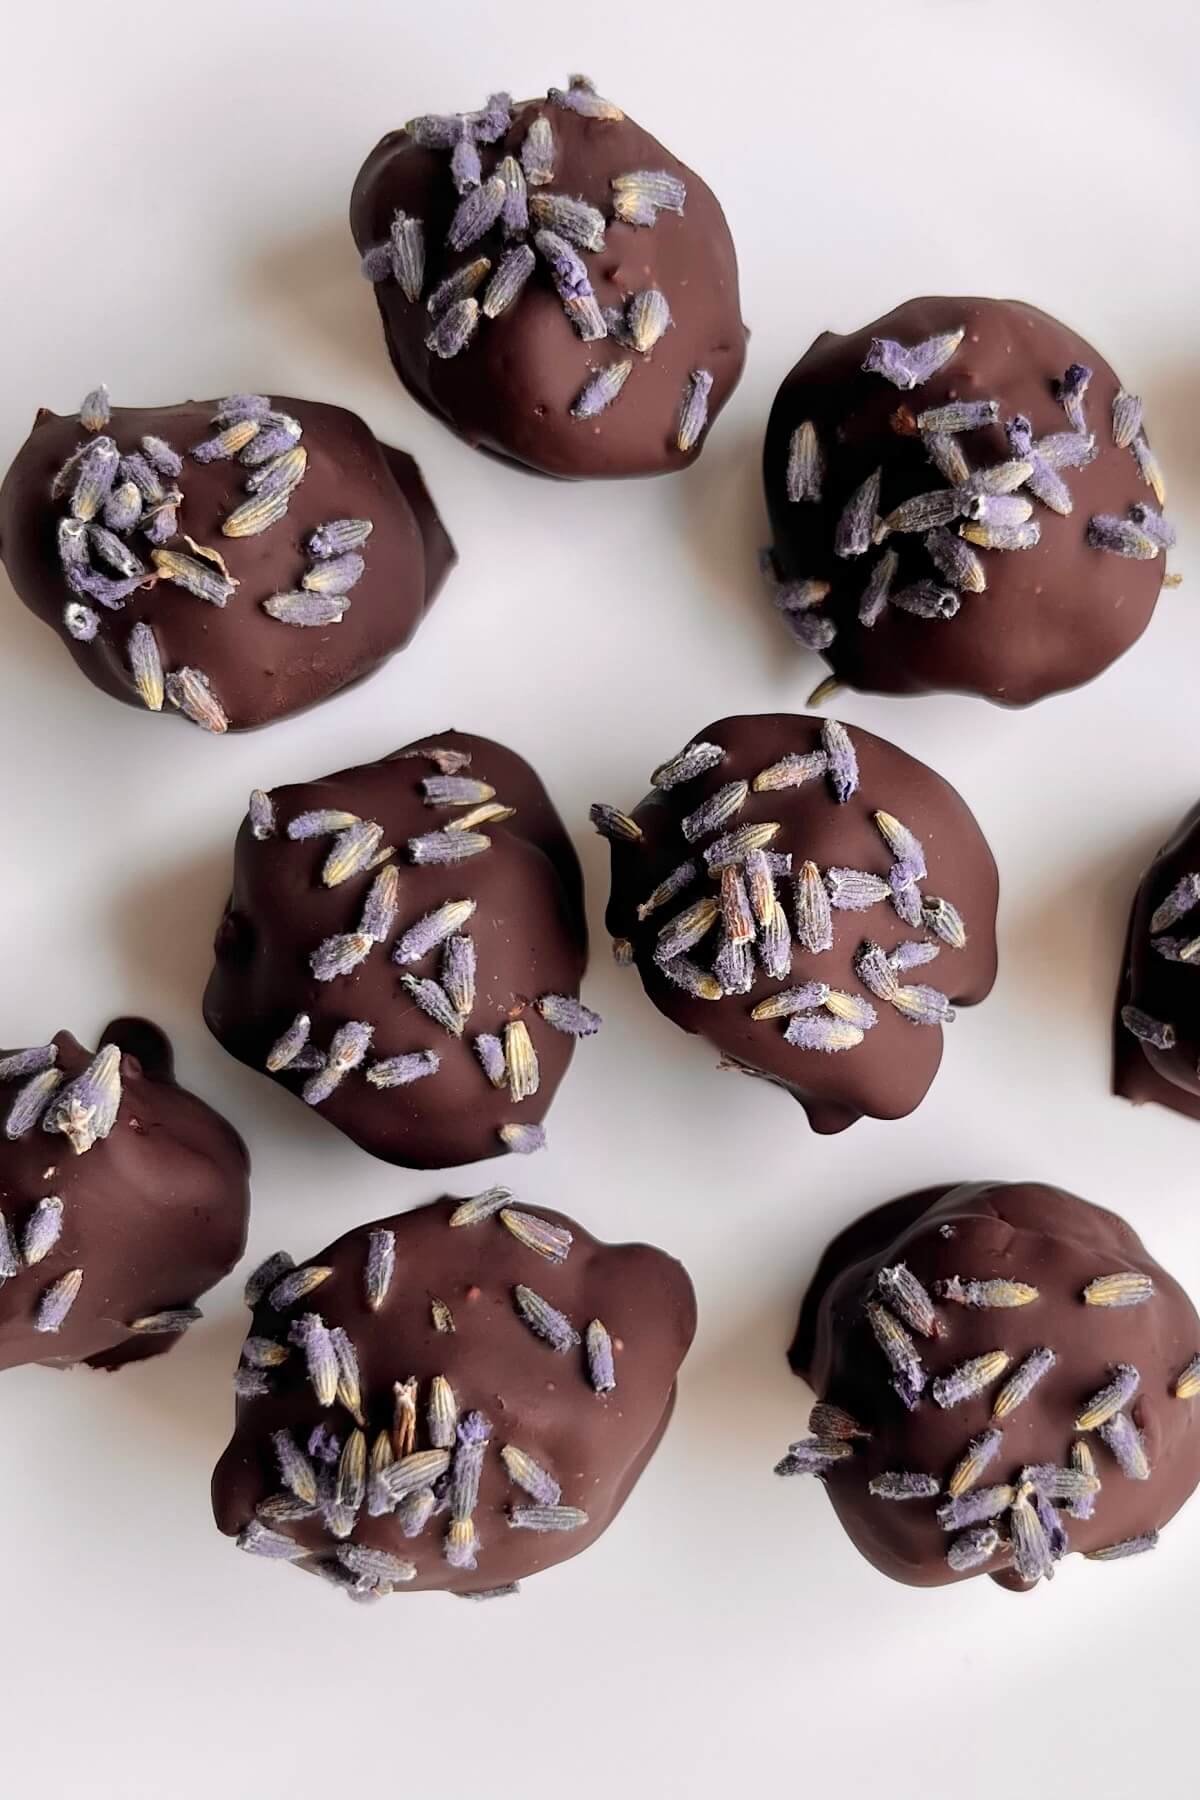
xmin=1114 ymin=801 xmax=1200 ymax=1121
xmin=211 ymin=1197 xmax=697 ymax=1597
xmin=0 ymin=396 xmax=455 ymax=730
xmin=203 ymin=732 xmax=590 ymax=1169
xmin=791 ymin=1182 xmax=1200 ymax=1589
xmin=602 ymin=714 xmax=998 ymax=1133
xmin=350 ymin=88 xmax=747 ymax=478
xmin=764 ymin=296 xmax=1166 ymax=705
xmin=0 ymin=1019 xmax=249 ymax=1374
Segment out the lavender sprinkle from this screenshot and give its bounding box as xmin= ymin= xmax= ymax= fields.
xmin=1077 ymin=1364 xmax=1140 ymax=1430
xmin=992 ymin=1347 xmax=1056 ymax=1419
xmin=862 ymin=328 xmax=964 ymax=389
xmin=268 ymin=1265 xmax=332 ymax=1309
xmin=408 ymin=830 xmax=490 ymax=865
xmin=244 ymin=1251 xmax=294 ymax=1308
xmin=572 ymin=361 xmax=633 ymax=420
xmin=869 ymin=1472 xmax=940 ymax=1501
xmin=835 ymin=467 xmax=882 ymax=557
xmin=586 ymin=1318 xmax=617 ymax=1394
xmin=310 ymin=931 xmax=373 ymax=982
xmin=877 ymin=1264 xmax=940 ymax=1339
xmin=509 ymin=1505 xmax=588 ymax=1532
xmin=79 ymin=384 xmax=111 ymax=430
xmin=426 ymin=298 xmax=479 ymax=360
xmin=514 ymin=1284 xmax=579 ymax=1351
xmin=164 ymin=668 xmax=228 ymax=734
xmin=936 ymin=1485 xmax=1015 ymax=1533
xmin=266 ymin=1014 xmax=310 ymax=1073
xmin=1085 ymin=1532 xmax=1158 ymax=1562
xmin=932 ymin=1350 xmax=1010 ymax=1409
xmin=948 ymin=1429 xmax=1004 ymax=1497
xmin=1083 ymin=1271 xmax=1155 ymax=1308
xmin=64 ymin=602 xmax=100 ymax=642
xmin=865 ymin=1301 xmax=926 ymax=1409
xmin=947 ymin=1527 xmax=1000 ymax=1572
xmin=367 ymin=1051 xmax=439 ymax=1089
xmin=677 ymin=370 xmax=713 ymax=454
xmin=534 ymin=229 xmax=606 ymax=341
xmin=786 ymin=420 xmax=824 ymax=503
xmin=502 ymin=1446 xmax=561 ymax=1505
xmin=521 ymin=115 xmax=555 ymax=186
xmin=309 ymin=518 xmax=373 ymax=559
xmin=482 ymin=244 xmax=536 ymax=319
xmin=34 ymin=1269 xmax=83 ymax=1333
xmin=302 ymin=1021 xmax=372 ymax=1105
xmin=499 ymin=1123 xmax=546 ymax=1155
xmin=1087 ymin=515 xmax=1158 ymax=560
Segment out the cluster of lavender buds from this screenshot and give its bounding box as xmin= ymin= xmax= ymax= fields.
xmin=592 ymin=723 xmax=965 ymax=1053
xmin=254 ymin=749 xmax=600 ymax=1154
xmin=360 ymin=76 xmax=711 ymax=450
xmin=263 ymin=518 xmax=373 ymax=628
xmin=1 ymin=1044 xmax=204 ymax=1345
xmin=234 ymin=1193 xmax=604 ymax=1598
xmin=776 ymin=1253 xmax=1185 ymax=1582
xmin=766 ymin=334 xmax=1173 ymax=650
xmin=49 ymin=387 xmax=314 ymax=731
xmin=1121 ymin=869 xmax=1200 ymax=1066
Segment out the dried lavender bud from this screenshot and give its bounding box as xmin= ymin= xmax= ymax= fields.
xmin=0 ymin=1042 xmax=56 ymax=1083
xmin=655 ymin=897 xmax=720 ymax=964
xmin=889 ymin=580 xmax=960 ymax=620
xmin=925 ymin=526 xmax=986 ymax=593
xmin=752 ymin=753 xmax=828 ymax=797
xmin=1174 ymin=1356 xmax=1200 ymax=1400
xmin=63 ymin=601 xmax=100 ymax=642
xmin=786 ymin=420 xmax=824 ymax=503
xmin=1132 ymin=434 xmax=1167 ymax=506
xmin=875 ymin=810 xmax=927 ymax=880
xmin=393 ymin=899 xmax=476 ymax=965
xmin=269 ymin=1265 xmax=332 ymax=1309
xmin=513 ymin=1283 xmax=579 ymax=1352
xmin=1150 ymin=874 xmax=1200 ymax=934
xmin=936 ymin=1485 xmax=1015 ymax=1532
xmin=103 ymin=481 xmax=142 ymax=531
xmin=750 ymin=982 xmax=831 ymax=1020
xmin=129 ymin=1307 xmax=202 ymax=1335
xmin=865 ymin=1301 xmax=926 ymax=1410
xmin=920 ymin=896 xmax=966 ymax=949
xmin=937 ymin=1277 xmax=1037 ymax=1309
xmin=889 ymin=939 xmax=940 ymax=971
xmin=916 ymin=399 xmax=999 ymax=433
xmin=807 ymin=1404 xmax=868 ymax=1442
xmin=408 ymin=829 xmax=490 ymax=865
xmin=302 ymin=1022 xmax=372 ymax=1105
xmin=500 ymin=1207 xmax=572 ymax=1264
xmin=1083 ymin=1271 xmax=1155 ymax=1307
xmin=448 ymin=1186 xmax=512 ymax=1227
xmin=619 ymin=288 xmax=670 ymax=354
xmin=571 ymin=360 xmax=633 ymax=420
xmin=1120 ymin=1005 xmax=1176 ymax=1050
xmin=450 ymin=131 xmax=482 ymax=195
xmin=1085 ymin=1532 xmax=1158 ymax=1562
xmin=923 ymin=430 xmax=970 ymax=485
xmin=1128 ymin=502 xmax=1176 ymax=550
xmin=498 ymin=1122 xmax=547 ymax=1155
xmin=40 ymin=1044 xmax=121 ymax=1156
xmin=395 ymin=1488 xmax=437 ymax=1537
xmin=0 ymin=1212 xmax=19 ymax=1278
xmin=676 ymin=369 xmax=713 ymax=454
xmin=835 ymin=467 xmax=882 ymax=557
xmin=659 ymin=956 xmax=722 ymax=1000
xmin=425 ymin=257 xmax=492 ymax=320
xmin=34 ymin=1269 xmax=83 ymax=1333
xmin=70 ymin=437 xmax=119 ymax=522
xmin=876 ymin=1264 xmax=940 ymax=1339
xmin=476 ymin=243 xmax=534 ymax=320
xmin=243 ymin=1251 xmax=294 ymax=1309
xmin=704 ymin=821 xmax=782 ymax=870
xmin=529 ymin=192 xmax=606 ymax=252
xmin=381 ymin=1449 xmax=451 ymax=1503
xmin=288 ymin=1312 xmax=338 ymax=1407
xmin=301 ymin=552 xmax=365 ymax=598
xmin=775 ymin=1441 xmax=845 ymax=1476
xmin=503 ymin=1019 xmax=539 ymax=1102
xmin=947 ymin=1429 xmax=1003 ymax=1497
xmin=192 ymin=419 xmax=260 ymax=463
xmin=1097 ymin=1411 xmax=1151 ymax=1481
xmin=501 ymin=1446 xmax=562 ymax=1504
xmin=713 ymin=933 xmax=754 ymax=995
xmin=425 ymin=297 xmax=480 ymax=360
xmin=793 ymin=860 xmax=833 ymax=954
xmin=264 ymin=589 xmax=350 ymax=628
xmin=862 ymin=328 xmax=964 ymax=389
xmin=1076 ymin=1364 xmax=1140 ymax=1431
xmin=784 ymin=1012 xmax=865 ymax=1054
xmin=890 ymin=983 xmax=954 ymax=1026
xmin=946 ymin=1526 xmax=1000 ymax=1572
xmin=992 ymin=1347 xmax=1056 ymax=1419
xmin=1054 ymin=362 xmax=1092 ymax=432
xmin=682 ymin=780 xmax=749 ymax=844
xmin=401 ymin=975 xmax=464 ymax=1037
xmin=509 ymin=1505 xmax=589 ymax=1532
xmin=79 ymin=384 xmax=111 ymax=430
xmin=536 ymin=995 xmax=601 ymax=1037
xmin=366 ymin=1052 xmax=439 ymax=1089
xmin=441 ymin=933 xmax=476 ymax=1018
xmin=547 ymin=74 xmax=623 ymax=120
xmin=1087 ymin=514 xmax=1157 ymax=559
xmin=881 ymin=488 xmax=963 ymax=537
xmin=310 ymin=931 xmax=373 ymax=981
xmin=472 ymin=1031 xmax=506 ymax=1086
xmin=449 ymin=1410 xmax=491 ymax=1529
xmin=446 ymin=174 xmax=505 ymax=253
xmin=822 ymin=719 xmax=859 ymax=803
xmin=521 ymin=114 xmax=555 ymax=185
xmin=534 ymin=228 xmax=606 ymax=341
xmin=933 ymin=1350 xmax=1011 ymax=1409
xmin=823 ymin=868 xmax=888 ymax=912
xmin=869 ymin=1472 xmax=940 ymax=1501
xmin=1108 ymin=389 xmax=1144 ymax=450
xmin=308 ymin=518 xmax=373 ymax=559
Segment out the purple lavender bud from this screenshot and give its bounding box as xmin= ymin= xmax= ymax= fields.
xmin=750 ymin=982 xmax=831 ymax=1020
xmin=521 ymin=114 xmax=555 ymax=185
xmin=794 ymin=860 xmax=833 ymax=954
xmin=425 ymin=257 xmax=492 ymax=319
xmin=509 ymin=1505 xmax=588 ymax=1533
xmin=238 ymin=421 xmax=303 ymax=468
xmin=822 ymin=719 xmax=859 ymax=804
xmin=1037 ymin=430 xmax=1096 ymax=472
xmin=118 ymin=451 xmax=165 ymax=504
xmin=482 ymin=244 xmax=536 ymax=319
xmin=513 ymin=1284 xmax=578 ymax=1351
xmin=1112 ymin=389 xmax=1144 ymax=449
xmin=571 ymin=360 xmax=633 ymax=420
xmin=936 ymin=1485 xmax=1015 ymax=1532
xmin=1054 ymin=362 xmax=1092 ymax=432
xmin=876 ymin=1264 xmax=940 ymax=1339
xmin=79 ymin=384 xmax=110 ymax=430
xmin=287 ymin=808 xmax=360 ymax=840
xmin=891 ymin=982 xmax=955 ymax=1026
xmin=501 ymin=1447 xmax=562 ymax=1503
xmin=300 ymin=552 xmax=364 ymax=598
xmin=923 ymin=430 xmax=970 ymax=485
xmin=534 ymin=228 xmax=606 ymax=341
xmin=103 ymin=481 xmax=142 ymax=531
xmin=262 ymin=590 xmax=347 ymax=628
xmin=1121 ymin=1005 xmax=1175 ymax=1050
xmin=947 ymin=1429 xmax=1004 ymax=1497
xmin=1085 ymin=1531 xmax=1158 ymax=1562
xmin=785 ymin=419 xmax=824 ymax=503
xmin=401 ymin=975 xmax=464 ymax=1037
xmin=775 ymin=1439 xmax=845 ymax=1476
xmin=289 ymin=1312 xmax=338 ymax=1407
xmin=676 ymin=369 xmax=713 ymax=454
xmin=310 ymin=931 xmax=373 ymax=982
xmin=271 ymin=1429 xmax=318 ymax=1505
xmin=0 ymin=1044 xmax=58 ymax=1084
xmin=856 ymin=941 xmax=900 ymax=1002
xmin=925 ymin=526 xmax=986 ymax=593
xmin=63 ymin=602 xmax=100 ymax=642
xmin=396 ymin=1487 xmax=437 ymax=1536
xmin=865 ymin=1302 xmax=926 ymax=1410
xmin=469 ymin=91 xmax=512 ymax=142
xmin=450 ymin=1410 xmax=491 ymax=1521
xmin=360 ymin=244 xmax=392 ymax=281
xmin=1097 ymin=1411 xmax=1151 ymax=1480
xmin=308 ymin=518 xmax=373 ymax=560
xmin=868 ymin=1472 xmax=940 ymax=1501
xmin=826 ymin=868 xmax=891 ymax=912
xmin=307 ymin=1423 xmax=341 ymax=1466
xmin=238 ymin=1521 xmax=304 ymax=1561
xmin=881 ymin=488 xmax=963 ymax=536
xmin=243 ymin=1250 xmax=294 ymax=1308
xmin=0 ymin=1212 xmax=19 ymax=1278
xmin=921 ymin=896 xmax=966 ymax=948
xmin=474 ymin=1033 xmax=506 ymax=1086
xmin=992 ymin=1347 xmax=1056 ymax=1419
xmin=759 ymin=899 xmax=792 ymax=981
xmin=682 ymin=780 xmax=749 ymax=844
xmin=139 ymin=434 xmax=183 ymax=478
xmin=585 ymin=1318 xmax=617 ymax=1395
xmin=301 ymin=1021 xmax=372 ymax=1105
xmin=441 ymin=932 xmax=477 ymax=1017
xmin=265 ymin=1015 xmax=310 ymax=1073
xmin=529 ymin=191 xmax=606 ymax=252
xmin=408 ymin=829 xmax=490 ymax=866
xmin=1009 ymin=1489 xmax=1055 ymax=1585
xmin=713 ymin=933 xmax=754 ymax=996
xmin=17 ymin=1194 xmax=61 ymax=1270
xmin=70 ymin=436 xmax=119 ymax=522
xmin=494 ymin=155 xmax=528 ymax=236
xmin=450 ymin=130 xmax=482 ymax=194
xmin=890 ymin=938 xmax=940 ymax=970
xmin=875 ymin=810 xmax=927 ymax=880
xmin=658 ymin=956 xmax=722 ymax=1001
xmin=367 ymin=1052 xmax=440 ymax=1089
xmin=916 ymin=399 xmax=999 ymax=433
xmin=784 ymin=1013 xmax=864 ymax=1053
xmin=41 ymin=1043 xmax=122 ymax=1155
xmin=547 ymin=75 xmax=623 ymax=120
xmin=655 ymin=896 xmax=721 ymax=964
xmin=448 ymin=174 xmax=506 ymax=252
xmin=862 ymin=327 xmax=964 ymax=389
xmin=834 ymin=466 xmax=882 ymax=557
xmin=425 ymin=297 xmax=479 ymax=360
xmin=34 ymin=1269 xmax=83 ymax=1333
xmin=1150 ymin=874 xmax=1200 ymax=934
xmin=946 ymin=1526 xmax=1000 ymax=1572
xmin=67 ymin=565 xmax=146 ymax=609
xmin=625 ymin=288 xmax=671 ymax=354
xmin=405 ymin=110 xmax=461 ymax=148
xmin=932 ymin=1351 xmax=1010 ymax=1409
xmin=890 ymin=580 xmax=961 ymax=620
xmin=383 ymin=208 xmax=424 ymax=302
xmin=337 ymin=1544 xmax=416 ymax=1587
xmin=359 ymin=864 xmax=399 ymax=943
xmin=536 ymin=995 xmax=602 ymax=1037
xmin=781 ymin=609 xmax=836 ymax=651
xmin=889 ymin=866 xmax=924 ymax=928
xmin=247 ymin=789 xmax=276 ymax=842
xmin=963 ymin=491 xmax=1034 ymax=529
xmin=1128 ymin=502 xmax=1176 ymax=550
xmin=212 ymin=394 xmax=271 ymax=423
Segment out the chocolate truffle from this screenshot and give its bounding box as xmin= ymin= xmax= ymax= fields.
xmin=212 ymin=1190 xmax=696 ymax=1600
xmin=0 ymin=1019 xmax=249 ymax=1373
xmin=762 ymin=296 xmax=1175 ymax=706
xmin=204 ymin=732 xmax=595 ymax=1168
xmin=784 ymin=1181 xmax=1200 ymax=1590
xmin=596 ymin=713 xmax=997 ymax=1134
xmin=0 ymin=386 xmax=455 ymax=731
xmin=1115 ymin=801 xmax=1200 ymax=1122
xmin=350 ymin=74 xmax=746 ymax=478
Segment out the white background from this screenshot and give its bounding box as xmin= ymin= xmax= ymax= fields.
xmin=1 ymin=4 xmax=1196 ymax=1796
